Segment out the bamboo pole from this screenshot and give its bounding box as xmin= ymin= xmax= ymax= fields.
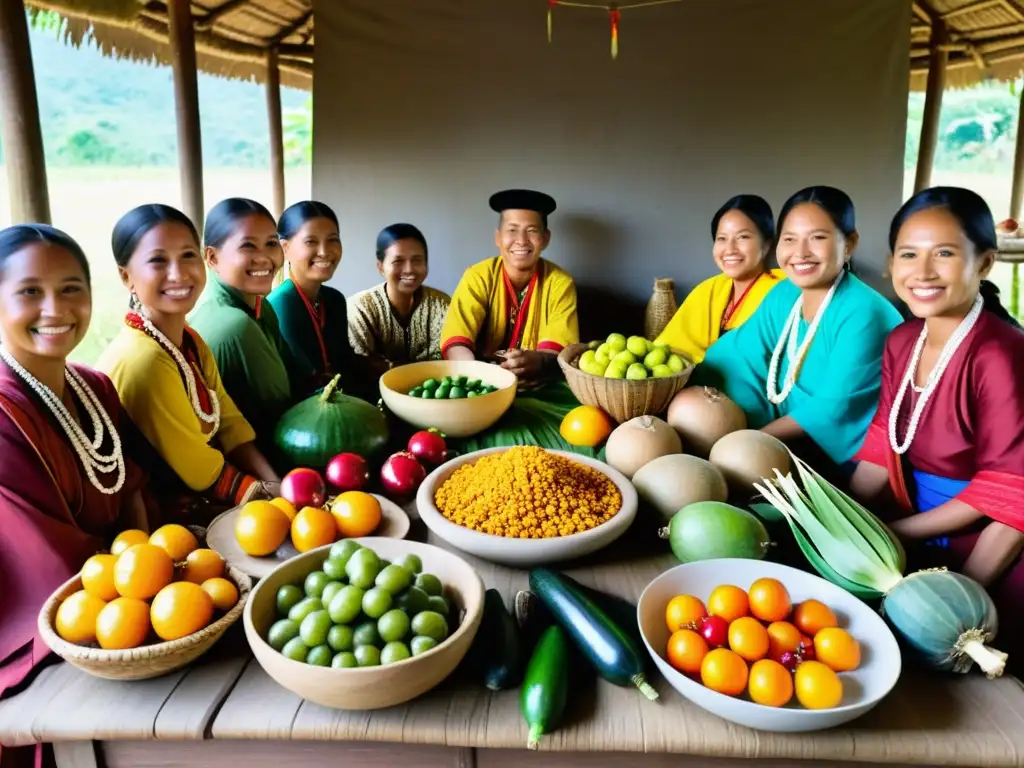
xmin=1008 ymin=84 xmax=1024 ymax=319
xmin=0 ymin=0 xmax=51 ymax=224
xmin=914 ymin=21 xmax=949 ymax=193
xmin=168 ymin=0 xmax=204 ymax=230
xmin=266 ymin=47 xmax=285 ymax=219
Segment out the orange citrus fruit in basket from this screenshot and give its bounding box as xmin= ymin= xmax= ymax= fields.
xmin=700 ymin=648 xmax=749 ymax=696
xmin=54 ymin=589 xmax=106 ymax=645
xmin=728 ymin=616 xmax=770 ymax=662
xmin=291 ymin=506 xmax=338 ymax=553
xmin=748 ymin=659 xmax=794 ymax=708
xmin=666 ymin=629 xmax=708 ymax=675
xmin=80 ymin=553 xmax=118 ymax=601
xmin=559 ymin=405 xmax=615 ymax=447
xmin=95 ymin=597 xmax=151 ymax=650
xmin=180 ymin=548 xmax=225 ymax=584
xmin=707 ymin=584 xmax=749 ymax=622
xmin=330 ymin=491 xmax=382 ymax=538
xmin=766 ymin=621 xmax=803 ymax=661
xmin=148 ymin=523 xmax=198 ymax=562
xmin=110 ymin=529 xmax=149 ymax=556
xmin=269 ymin=497 xmax=297 ymax=521
xmin=665 ymin=594 xmax=707 ymax=632
xmin=234 ymin=500 xmax=291 ymax=556
xmin=794 ymin=660 xmax=843 ymax=709
xmin=114 ymin=543 xmax=174 ymax=600
xmin=813 ymin=627 xmax=861 ymax=672
xmin=748 ymin=577 xmax=792 ymax=623
xmin=201 ymin=577 xmax=239 ymax=612
xmin=150 ymin=582 xmax=214 ymax=641
xmin=792 ymin=599 xmax=839 ymax=637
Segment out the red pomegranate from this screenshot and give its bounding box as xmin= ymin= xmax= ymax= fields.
xmin=281 ymin=468 xmax=326 ymax=508
xmin=325 ymin=453 xmax=370 ymax=493
xmin=380 ymin=452 xmax=426 ymax=497
xmin=407 ymin=428 xmax=448 ymax=466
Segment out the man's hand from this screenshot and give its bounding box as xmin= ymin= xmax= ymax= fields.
xmin=500 ymin=349 xmax=550 ymax=379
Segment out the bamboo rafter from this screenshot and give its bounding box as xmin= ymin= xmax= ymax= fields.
xmin=546 ymin=0 xmax=684 ymax=59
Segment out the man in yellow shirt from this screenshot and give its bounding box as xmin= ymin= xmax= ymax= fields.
xmin=441 ymin=189 xmax=579 ymax=380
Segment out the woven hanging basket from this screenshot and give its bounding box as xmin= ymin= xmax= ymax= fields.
xmin=644 ymin=278 xmax=677 ymax=340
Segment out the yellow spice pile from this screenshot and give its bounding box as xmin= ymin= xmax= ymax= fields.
xmin=434 ymin=446 xmax=621 ymax=539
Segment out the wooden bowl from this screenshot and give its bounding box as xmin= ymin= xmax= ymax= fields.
xmin=558 ymin=343 xmax=694 ymax=423
xmin=243 ymin=537 xmax=485 ymax=710
xmin=37 ymin=565 xmax=251 ymax=681
xmin=379 ymin=360 xmax=517 ymax=437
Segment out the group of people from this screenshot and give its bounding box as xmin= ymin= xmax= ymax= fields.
xmin=1 ymin=179 xmax=1023 ymax=716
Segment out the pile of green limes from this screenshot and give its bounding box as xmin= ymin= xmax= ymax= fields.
xmin=407 ymin=376 xmax=499 ymax=400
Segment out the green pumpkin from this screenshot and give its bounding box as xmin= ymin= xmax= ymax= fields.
xmin=275 ymin=375 xmax=389 ymax=470
xmin=659 ymin=501 xmax=772 ymax=563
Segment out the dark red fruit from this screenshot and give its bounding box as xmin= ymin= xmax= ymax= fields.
xmin=699 ymin=615 xmax=729 ymax=647
xmin=407 ymin=428 xmax=448 ymax=466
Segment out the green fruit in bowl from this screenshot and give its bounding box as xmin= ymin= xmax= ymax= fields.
xmin=651 ymin=364 xmax=673 ymax=378
xmin=611 ymin=350 xmax=636 ymax=366
xmin=605 ymin=361 xmax=628 ymax=379
xmin=579 ymin=350 xmax=597 ymax=369
xmin=644 ymin=348 xmax=668 ymax=368
xmin=594 ymin=344 xmax=611 ymax=365
xmin=667 ymin=353 xmax=686 ymax=372
xmin=626 ymin=335 xmax=648 ymax=357
xmin=606 ymin=333 xmax=627 ymax=353
xmin=588 ymin=340 xmax=600 ymax=350
xmin=626 ymin=363 xmax=649 ymax=380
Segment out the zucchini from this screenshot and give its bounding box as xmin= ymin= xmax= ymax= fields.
xmin=521 ymin=624 xmax=570 ymax=750
xmin=477 ymin=589 xmax=523 ymax=690
xmin=529 ymin=568 xmax=658 ymax=701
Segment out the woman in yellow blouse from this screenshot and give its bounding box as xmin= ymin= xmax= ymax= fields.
xmin=656 ymin=194 xmax=786 ymax=363
xmin=97 ymin=204 xmax=279 ymax=522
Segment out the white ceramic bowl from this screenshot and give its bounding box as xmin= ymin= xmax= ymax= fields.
xmin=637 ymin=559 xmax=901 ymax=732
xmin=416 ymin=446 xmax=638 ymax=567
xmin=379 ymin=360 xmax=517 ymax=437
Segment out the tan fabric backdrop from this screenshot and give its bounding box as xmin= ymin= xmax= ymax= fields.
xmin=313 ymin=0 xmax=911 ymax=335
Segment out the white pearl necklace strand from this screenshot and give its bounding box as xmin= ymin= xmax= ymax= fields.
xmin=138 ymin=313 xmax=220 ymax=441
xmin=766 ymin=270 xmax=846 ymax=405
xmin=0 ymin=345 xmax=125 ymax=495
xmin=888 ymin=293 xmax=984 ymax=455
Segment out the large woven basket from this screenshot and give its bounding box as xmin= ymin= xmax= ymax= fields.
xmin=558 ymin=342 xmax=694 ymax=423
xmin=37 ymin=564 xmax=251 ymax=681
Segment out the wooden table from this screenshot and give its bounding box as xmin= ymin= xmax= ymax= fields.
xmin=4 ymin=508 xmax=1024 ymax=768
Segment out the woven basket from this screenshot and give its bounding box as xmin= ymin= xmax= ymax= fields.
xmin=558 ymin=342 xmax=694 ymax=423
xmin=37 ymin=564 xmax=251 ymax=681
xmin=644 ymin=278 xmax=678 ymax=340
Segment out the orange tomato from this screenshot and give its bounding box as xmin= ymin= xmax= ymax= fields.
xmin=559 ymin=405 xmax=615 ymax=448
xmin=148 ymin=524 xmax=198 ymax=562
xmin=766 ymin=621 xmax=803 ymax=661
xmin=95 ymin=597 xmax=151 ymax=650
xmin=113 ymin=543 xmax=174 ymax=600
xmin=110 ymin=529 xmax=149 ymax=556
xmin=291 ymin=506 xmax=338 ymax=553
xmin=150 ymin=582 xmax=214 ymax=641
xmin=330 ymin=491 xmax=383 ymax=538
xmin=747 ymin=577 xmax=792 ymax=623
xmin=269 ymin=497 xmax=298 ymax=521
xmin=794 ymin=660 xmax=843 ymax=709
xmin=728 ymin=616 xmax=770 ymax=662
xmin=700 ymin=648 xmax=749 ymax=696
xmin=665 ymin=594 xmax=707 ymax=632
xmin=748 ymin=659 xmax=794 ymax=708
xmin=180 ymin=548 xmax=226 ymax=584
xmin=201 ymin=577 xmax=239 ymax=612
xmin=234 ymin=501 xmax=291 ymax=556
xmin=707 ymin=584 xmax=749 ymax=623
xmin=80 ymin=553 xmax=118 ymax=601
xmin=54 ymin=589 xmax=106 ymax=645
xmin=666 ymin=629 xmax=708 ymax=675
xmin=813 ymin=627 xmax=861 ymax=672
xmin=792 ymin=599 xmax=838 ymax=637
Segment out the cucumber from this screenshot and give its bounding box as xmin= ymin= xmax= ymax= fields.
xmin=521 ymin=624 xmax=570 ymax=750
xmin=529 ymin=568 xmax=658 ymax=701
xmin=476 ymin=589 xmax=523 ymax=691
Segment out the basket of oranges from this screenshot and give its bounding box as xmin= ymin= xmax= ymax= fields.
xmin=38 ymin=523 xmax=251 ymax=681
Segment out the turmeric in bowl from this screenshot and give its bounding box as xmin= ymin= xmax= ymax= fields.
xmin=434 ymin=446 xmax=621 ymax=539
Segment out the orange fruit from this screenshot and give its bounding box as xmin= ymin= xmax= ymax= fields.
xmin=201 ymin=577 xmax=239 ymax=612
xmin=748 ymin=578 xmax=792 ymax=623
xmin=150 ymin=582 xmax=214 ymax=641
xmin=234 ymin=500 xmax=291 ymax=556
xmin=700 ymin=648 xmax=749 ymax=696
xmin=95 ymin=597 xmax=151 ymax=650
xmin=727 ymin=616 xmax=770 ymax=662
xmin=110 ymin=529 xmax=149 ymax=556
xmin=792 ymin=599 xmax=839 ymax=637
xmin=149 ymin=524 xmax=198 ymax=562
xmin=813 ymin=627 xmax=861 ymax=672
xmin=180 ymin=548 xmax=225 ymax=584
xmin=766 ymin=621 xmax=803 ymax=661
xmin=291 ymin=506 xmax=337 ymax=553
xmin=748 ymin=659 xmax=794 ymax=708
xmin=113 ymin=543 xmax=174 ymax=599
xmin=707 ymin=584 xmax=749 ymax=623
xmin=80 ymin=553 xmax=118 ymax=601
xmin=666 ymin=629 xmax=708 ymax=675
xmin=559 ymin=405 xmax=615 ymax=447
xmin=269 ymin=497 xmax=298 ymax=521
xmin=794 ymin=660 xmax=843 ymax=709
xmin=665 ymin=594 xmax=707 ymax=632
xmin=54 ymin=589 xmax=106 ymax=645
xmin=330 ymin=491 xmax=382 ymax=538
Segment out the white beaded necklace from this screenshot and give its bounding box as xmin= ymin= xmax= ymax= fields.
xmin=0 ymin=345 xmax=125 ymax=495
xmin=766 ymin=270 xmax=845 ymax=405
xmin=888 ymin=293 xmax=983 ymax=455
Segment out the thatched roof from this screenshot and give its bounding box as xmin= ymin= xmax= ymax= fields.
xmin=26 ymin=0 xmax=312 ymax=90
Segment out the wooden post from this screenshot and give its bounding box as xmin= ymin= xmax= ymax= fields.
xmin=1008 ymin=85 xmax=1024 ymax=320
xmin=168 ymin=0 xmax=204 ymax=229
xmin=266 ymin=47 xmax=286 ymax=218
xmin=0 ymin=0 xmax=51 ymax=224
xmin=914 ymin=21 xmax=949 ymax=193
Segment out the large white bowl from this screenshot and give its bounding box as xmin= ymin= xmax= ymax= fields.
xmin=637 ymin=559 xmax=901 ymax=732
xmin=416 ymin=446 xmax=638 ymax=567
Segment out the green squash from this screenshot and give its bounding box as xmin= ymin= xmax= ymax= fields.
xmin=659 ymin=501 xmax=772 ymax=563
xmin=275 ymin=375 xmax=389 ymax=470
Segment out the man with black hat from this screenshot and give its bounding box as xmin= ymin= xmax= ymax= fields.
xmin=441 ymin=188 xmax=579 ymax=380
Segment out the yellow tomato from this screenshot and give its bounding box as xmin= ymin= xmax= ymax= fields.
xmin=559 ymin=405 xmax=615 ymax=447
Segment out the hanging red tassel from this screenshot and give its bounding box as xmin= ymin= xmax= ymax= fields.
xmin=609 ymin=8 xmax=621 ymax=60
xmin=548 ymin=0 xmax=557 ymax=43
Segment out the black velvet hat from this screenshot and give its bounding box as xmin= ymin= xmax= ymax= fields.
xmin=488 ymin=189 xmax=557 ymax=216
